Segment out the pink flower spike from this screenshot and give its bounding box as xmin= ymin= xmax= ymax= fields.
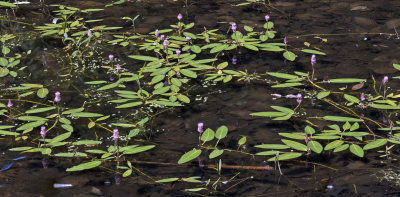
xmin=186 ymin=36 xmax=191 ymax=41
xmin=176 ymin=49 xmax=181 ymax=57
xmin=116 ymin=65 xmax=121 ymax=72
xmin=54 ymin=92 xmax=61 ymax=103
xmin=360 ymin=93 xmax=365 ymax=101
xmin=390 ymin=122 xmax=393 ymax=130
xmin=197 ymin=122 xmax=204 ymax=134
xmin=160 ymin=34 xmax=165 ymax=41
xmin=311 ymin=55 xmax=316 ymax=66
xmin=7 ymin=99 xmax=12 ymax=107
xmin=163 ymin=39 xmax=168 ymax=50
xmin=383 ymin=76 xmax=389 ymax=85
xmin=40 ymin=126 xmax=46 ymax=139
xmin=265 ymin=15 xmax=270 ymax=21
xmin=113 ymin=129 xmax=119 ymax=142
xmin=109 ymin=54 xmax=114 ymax=61
xmin=296 ymin=94 xmax=302 ymax=104
xmin=231 ymin=22 xmax=237 ymax=33
xmin=177 ymin=13 xmax=183 ymax=21
xmin=155 ymin=29 xmax=159 ymax=37
xmin=284 ymin=37 xmax=287 ymax=44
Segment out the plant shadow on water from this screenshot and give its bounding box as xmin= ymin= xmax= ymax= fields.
xmin=0 ymin=0 xmax=400 ymax=196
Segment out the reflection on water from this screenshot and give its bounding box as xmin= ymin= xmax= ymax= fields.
xmin=0 ymin=0 xmax=400 ymax=196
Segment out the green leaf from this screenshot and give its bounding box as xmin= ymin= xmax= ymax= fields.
xmin=128 ymin=55 xmax=160 ymax=62
xmin=70 ymin=112 xmax=103 ymax=118
xmin=201 ymin=128 xmax=214 ymax=143
xmin=270 ymin=106 xmax=294 ymax=114
xmin=180 ymin=69 xmax=197 ymax=78
xmin=393 ymin=63 xmax=400 ymax=70
xmin=85 ymin=149 xmax=107 ymax=154
xmin=301 ymin=49 xmax=326 ymax=55
xmin=255 ymin=151 xmax=279 ymax=155
xmin=49 ymin=132 xmax=72 ymax=143
xmin=209 ymin=149 xmax=224 ymax=159
xmin=178 ymin=149 xmax=202 ymax=164
xmin=18 ymin=116 xmax=48 ymax=121
xmin=244 ymin=44 xmax=258 ymax=51
xmin=116 ymin=101 xmax=142 ymax=108
xmin=66 ymin=161 xmax=102 ymax=172
xmin=16 ymin=121 xmax=45 ymax=131
xmin=9 ymin=147 xmax=33 ymax=151
xmin=341 ymin=132 xmax=369 ymax=137
xmin=191 ymin=45 xmax=201 ymax=53
xmin=317 ymin=91 xmax=330 ymax=99
xmin=154 ymin=100 xmax=183 ymax=106
xmin=177 ymin=95 xmax=190 ymax=103
xmin=0 ymin=130 xmax=20 ymax=136
xmin=271 ymin=82 xmax=303 ymax=88
xmin=62 ymin=124 xmax=73 ymax=132
xmin=238 ymin=136 xmax=247 ymax=145
xmin=123 ymin=145 xmax=155 ymax=154
xmin=243 ymin=25 xmax=253 ymax=31
xmin=73 ymin=140 xmax=102 ymax=146
xmin=333 ymin=144 xmax=349 ymax=152
xmin=307 ymin=141 xmax=323 ymax=153
xmin=153 ymin=86 xmax=170 ymax=95
xmin=323 ymin=116 xmax=363 ymax=122
xmin=281 ymin=139 xmax=308 ymax=151
xmin=279 ymin=133 xmax=306 ymax=140
xmin=85 ymin=80 xmax=107 ymax=85
xmin=371 ymin=104 xmax=400 ymax=110
xmin=25 ymin=107 xmax=56 ymax=114
xmin=210 ymin=44 xmax=228 ymax=53
xmin=55 ymin=152 xmax=87 ymax=157
xmin=250 ymin=112 xmax=288 ymax=117
xmin=305 ymin=126 xmax=315 ymax=134
xmin=344 ymin=94 xmax=360 ymax=103
xmin=363 ymin=139 xmax=387 ymax=150
xmin=0 ymin=1 xmax=17 ymax=8
xmin=37 ymin=88 xmax=49 ymax=98
xmin=324 ymin=140 xmax=344 ymax=150
xmin=185 ymin=188 xmax=206 ymax=192
xmin=283 ymin=51 xmax=296 ymax=61
xmin=267 ymin=72 xmax=298 ymax=80
xmin=156 ymin=178 xmax=179 ymax=183
xmin=329 ymin=78 xmax=366 ymax=83
xmin=62 ymin=108 xmax=84 ymax=115
xmin=151 ymin=75 xmax=165 ymax=84
xmin=267 ymin=152 xmax=302 ymax=161
xmin=122 ymin=169 xmax=132 ymax=177
xmin=350 ymin=144 xmax=364 ymax=157
xmin=215 ymin=125 xmax=228 ymax=139
xmin=254 ymin=144 xmax=290 ymax=149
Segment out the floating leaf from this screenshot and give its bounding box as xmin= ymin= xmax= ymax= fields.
xmin=271 ymin=83 xmax=302 ymax=88
xmin=16 ymin=121 xmax=45 ymax=131
xmin=116 ymin=101 xmax=142 ymax=108
xmin=70 ymin=112 xmax=103 ymax=118
xmin=371 ymin=104 xmax=400 ymax=110
xmin=36 ymin=88 xmax=49 ymax=98
xmin=267 ymin=152 xmax=302 ymax=161
xmin=317 ymin=91 xmax=330 ymax=99
xmin=324 ymin=140 xmax=344 ymax=150
xmin=215 ymin=126 xmax=228 ymax=140
xmin=344 ymin=94 xmax=360 ymax=103
xmin=349 ymin=144 xmax=364 ymax=157
xmin=122 ymin=169 xmax=132 ymax=177
xmin=323 ymin=116 xmax=363 ymax=122
xmin=180 ymin=69 xmax=197 ymax=78
xmin=85 ymin=149 xmax=107 ymax=154
xmin=238 ymin=136 xmax=247 ymax=145
xmin=73 ymin=140 xmax=102 ymax=146
xmin=178 ymin=149 xmax=202 ymax=164
xmin=301 ymin=49 xmax=326 ymax=55
xmin=329 ymin=78 xmax=366 ymax=83
xmin=55 ymin=152 xmax=88 ymax=157
xmin=281 ymin=139 xmax=307 ymax=151
xmin=49 ymin=132 xmax=72 ymax=144
xmin=283 ymin=51 xmax=296 ymax=61
xmin=305 ymin=126 xmax=315 ymax=134
xmin=156 ymin=178 xmax=179 ymax=183
xmin=267 ymin=72 xmax=298 ymax=80
xmin=250 ymin=112 xmax=288 ymax=117
xmin=201 ymin=128 xmax=215 ymax=143
xmin=25 ymin=107 xmax=56 ymax=114
xmin=18 ymin=116 xmax=48 ymax=121
xmin=279 ymin=133 xmax=306 ymax=140
xmin=62 ymin=124 xmax=73 ymax=132
xmin=66 ymin=161 xmax=102 ymax=172
xmin=270 ymin=106 xmax=294 ymax=114
xmin=0 ymin=130 xmax=20 ymax=136
xmin=209 ymin=149 xmax=224 ymax=159
xmin=333 ymin=144 xmax=349 ymax=152
xmin=9 ymin=147 xmax=33 ymax=151
xmin=255 ymin=151 xmax=279 ymax=155
xmin=123 ymin=145 xmax=155 ymax=154
xmin=154 ymin=100 xmax=183 ymax=106
xmin=254 ymin=144 xmax=290 ymax=149
xmin=363 ymin=139 xmax=387 ymax=150
xmin=307 ymin=141 xmax=323 ymax=153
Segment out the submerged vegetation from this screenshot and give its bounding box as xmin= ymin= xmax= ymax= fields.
xmin=0 ymin=0 xmax=399 ymax=194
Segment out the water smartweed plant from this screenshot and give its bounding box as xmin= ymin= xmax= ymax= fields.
xmin=0 ymin=0 xmax=400 ymax=195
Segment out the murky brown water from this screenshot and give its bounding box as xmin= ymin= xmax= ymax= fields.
xmin=1 ymin=0 xmax=400 ymax=196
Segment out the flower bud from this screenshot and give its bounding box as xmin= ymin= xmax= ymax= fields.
xmin=41 ymin=126 xmax=46 ymax=139
xmin=383 ymin=76 xmax=389 ymax=85
xmin=197 ymin=122 xmax=204 ymax=134
xmin=113 ymin=129 xmax=119 ymax=142
xmin=296 ymin=94 xmax=302 ymax=104
xmin=177 ymin=13 xmax=183 ymax=21
xmin=265 ymin=15 xmax=270 ymax=21
xmin=155 ymin=29 xmax=159 ymax=37
xmin=109 ymin=54 xmax=114 ymax=61
xmin=232 ymin=22 xmax=237 ymax=33
xmin=311 ymin=55 xmax=316 ymax=66
xmin=54 ymin=92 xmax=61 ymax=103
xmin=7 ymin=99 xmax=12 ymax=108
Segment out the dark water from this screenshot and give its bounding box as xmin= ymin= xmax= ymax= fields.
xmin=1 ymin=0 xmax=400 ymax=196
